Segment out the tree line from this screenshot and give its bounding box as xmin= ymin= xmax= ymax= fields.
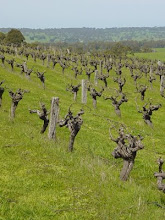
xmin=2 ymin=27 xmax=165 ymax=43
xmin=2 ymin=28 xmax=165 ymax=55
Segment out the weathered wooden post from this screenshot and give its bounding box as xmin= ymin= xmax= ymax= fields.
xmin=60 ymin=49 xmax=63 ymax=58
xmin=100 ymin=60 xmax=103 ymax=74
xmin=160 ymin=75 xmax=165 ymax=97
xmin=109 ymin=57 xmax=112 ymax=63
xmin=48 ymin=97 xmax=59 ymax=140
xmin=94 ymin=70 xmax=98 ymax=85
xmin=53 ymin=48 xmax=56 ymax=56
xmin=81 ymin=79 xmax=87 ymax=104
xmin=23 ymin=61 xmax=27 ymax=73
xmin=47 ymin=54 xmax=51 ymax=68
xmin=150 ymin=65 xmax=153 ymax=78
xmin=15 ymin=47 xmax=18 ymax=57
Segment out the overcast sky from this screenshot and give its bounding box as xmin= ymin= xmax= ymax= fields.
xmin=0 ymin=0 xmax=165 ymax=28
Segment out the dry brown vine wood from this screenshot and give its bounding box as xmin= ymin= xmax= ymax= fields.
xmin=29 ymin=103 xmax=49 ymax=134
xmin=66 ymin=83 xmax=81 ymax=101
xmin=136 ymin=101 xmax=162 ymax=127
xmin=104 ymin=93 xmax=128 ymax=117
xmin=88 ymin=86 xmax=104 ymax=108
xmin=154 ymin=158 xmax=165 ymax=192
xmin=113 ymin=77 xmax=126 ymax=93
xmin=110 ymin=126 xmax=144 ymax=181
xmin=0 ymin=80 xmax=5 ymax=107
xmin=9 ymin=89 xmax=28 ymax=118
xmin=6 ymin=59 xmax=15 ymax=71
xmin=0 ymin=55 xmax=5 ymax=66
xmin=58 ymin=108 xmax=84 ymax=152
xmin=36 ymin=71 xmax=46 ymax=89
xmin=136 ymin=85 xmax=148 ymax=100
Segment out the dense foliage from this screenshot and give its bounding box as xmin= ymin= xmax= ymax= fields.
xmin=0 ymin=32 xmax=6 ymax=43
xmin=3 ymin=29 xmax=25 ymax=46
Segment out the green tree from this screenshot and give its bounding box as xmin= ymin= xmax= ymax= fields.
xmin=4 ymin=29 xmax=25 ymax=45
xmin=110 ymin=42 xmax=132 ymax=57
xmin=0 ymin=32 xmax=6 ymax=43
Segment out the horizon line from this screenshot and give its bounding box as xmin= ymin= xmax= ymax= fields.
xmin=1 ymin=26 xmax=165 ymax=30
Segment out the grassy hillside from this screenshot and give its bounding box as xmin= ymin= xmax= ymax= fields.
xmin=0 ymin=50 xmax=165 ymax=219
xmin=1 ymin=27 xmax=165 ymax=43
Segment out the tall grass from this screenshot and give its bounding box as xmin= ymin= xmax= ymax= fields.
xmin=0 ymin=51 xmax=165 ymax=219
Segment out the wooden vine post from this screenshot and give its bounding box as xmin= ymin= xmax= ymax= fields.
xmin=23 ymin=61 xmax=27 ymax=73
xmin=94 ymin=70 xmax=98 ymax=85
xmin=160 ymin=75 xmax=165 ymax=97
xmin=81 ymin=79 xmax=87 ymax=104
xmin=15 ymin=47 xmax=18 ymax=57
xmin=48 ymin=97 xmax=59 ymax=140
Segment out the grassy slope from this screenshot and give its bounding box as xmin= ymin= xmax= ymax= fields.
xmin=0 ymin=52 xmax=165 ymax=219
xmin=135 ymin=48 xmax=165 ymax=61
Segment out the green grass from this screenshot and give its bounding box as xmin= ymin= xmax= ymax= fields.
xmin=134 ymin=48 xmax=165 ymax=61
xmin=0 ymin=51 xmax=165 ymax=219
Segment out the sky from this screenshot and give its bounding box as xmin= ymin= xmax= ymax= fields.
xmin=0 ymin=0 xmax=165 ymax=29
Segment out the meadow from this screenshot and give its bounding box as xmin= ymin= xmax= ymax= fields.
xmin=0 ymin=48 xmax=165 ymax=220
xmin=135 ymin=48 xmax=165 ymax=61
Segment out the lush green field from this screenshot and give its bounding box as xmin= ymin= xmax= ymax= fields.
xmin=135 ymin=48 xmax=165 ymax=61
xmin=0 ymin=50 xmax=165 ymax=220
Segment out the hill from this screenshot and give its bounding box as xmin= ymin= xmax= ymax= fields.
xmin=1 ymin=27 xmax=165 ymax=43
xmin=0 ymin=46 xmax=165 ymax=219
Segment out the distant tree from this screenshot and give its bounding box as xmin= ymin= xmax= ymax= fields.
xmin=0 ymin=32 xmax=6 ymax=43
xmin=4 ymin=29 xmax=25 ymax=46
xmin=110 ymin=42 xmax=132 ymax=57
xmin=141 ymin=45 xmax=152 ymax=53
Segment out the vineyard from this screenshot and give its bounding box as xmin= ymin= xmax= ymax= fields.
xmin=0 ymin=44 xmax=165 ymax=219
